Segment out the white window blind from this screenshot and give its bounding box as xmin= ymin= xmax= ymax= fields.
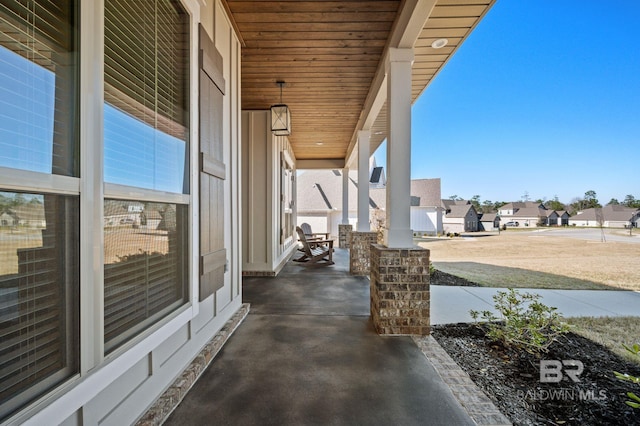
xmin=103 ymin=0 xmax=190 ymax=352
xmin=0 ymin=0 xmax=78 ymax=176
xmin=104 ymin=0 xmax=189 ymax=193
xmin=103 ymin=201 xmax=187 ymax=352
xmin=0 ymin=0 xmax=79 ymax=421
xmin=0 ymin=192 xmax=79 ymax=421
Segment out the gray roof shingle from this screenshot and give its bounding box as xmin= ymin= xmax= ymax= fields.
xmin=296 ymin=171 xmax=441 ymax=212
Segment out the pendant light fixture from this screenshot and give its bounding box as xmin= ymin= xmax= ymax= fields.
xmin=270 ymin=81 xmax=291 ymax=136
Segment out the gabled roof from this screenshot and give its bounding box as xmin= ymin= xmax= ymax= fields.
xmin=441 ymin=199 xmax=470 ymax=210
xmin=410 ymin=179 xmax=441 ymax=207
xmin=571 ymin=205 xmax=640 ymax=222
xmin=297 ymin=169 xmax=358 ymax=212
xmin=445 ymin=204 xmax=476 ymax=219
xmin=296 ymin=170 xmax=441 ymax=212
xmin=499 ymin=201 xmax=545 ymax=211
xmin=479 ymin=212 xmax=498 ymax=222
xmin=512 ymin=207 xmax=548 ymax=218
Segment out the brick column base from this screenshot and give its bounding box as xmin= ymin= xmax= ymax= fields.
xmin=349 ymin=231 xmax=378 ymax=276
xmin=338 ymin=224 xmax=353 ymax=248
xmin=370 ymin=244 xmax=430 ymax=335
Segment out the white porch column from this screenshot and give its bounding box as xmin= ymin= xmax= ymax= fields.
xmin=342 ymin=167 xmax=349 ymax=224
xmin=357 ymin=130 xmax=371 ymax=231
xmin=385 ymin=47 xmax=414 ymax=248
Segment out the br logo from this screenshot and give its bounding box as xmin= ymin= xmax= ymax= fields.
xmin=540 ymin=360 xmax=584 ymax=383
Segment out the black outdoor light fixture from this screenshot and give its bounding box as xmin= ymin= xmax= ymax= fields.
xmin=270 ymin=80 xmax=291 ymax=136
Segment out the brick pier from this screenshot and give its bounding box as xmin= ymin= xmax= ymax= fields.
xmin=338 ymin=224 xmax=352 ymax=249
xmin=370 ymin=244 xmax=430 ymax=335
xmin=349 ymin=231 xmax=378 ymax=276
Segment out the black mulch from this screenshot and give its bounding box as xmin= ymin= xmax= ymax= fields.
xmin=430 ymin=269 xmax=480 ymax=287
xmin=432 ymin=323 xmax=640 ymax=425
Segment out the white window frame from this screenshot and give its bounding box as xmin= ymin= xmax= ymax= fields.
xmin=79 ymin=0 xmax=202 ymax=369
xmin=1 ymin=0 xmax=203 ymax=422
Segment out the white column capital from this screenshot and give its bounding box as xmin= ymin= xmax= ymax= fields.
xmin=386 ymin=47 xmax=414 ymax=69
xmin=357 ymin=129 xmax=371 ymax=140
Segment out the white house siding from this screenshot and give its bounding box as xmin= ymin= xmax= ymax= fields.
xmin=297 ymin=214 xmax=331 ymax=235
xmin=569 ymin=219 xmax=631 ymax=228
xmin=411 ymin=207 xmax=440 ymax=235
xmin=242 ymin=111 xmax=298 ymax=275
xmin=480 ymin=220 xmax=499 ymax=231
xmin=299 ymin=207 xmax=439 ymax=238
xmin=503 ymin=216 xmax=541 ymax=228
xmin=328 ymin=211 xmax=358 ymax=238
xmin=605 ymin=221 xmax=631 ymax=228
xmin=12 ymin=2 xmax=244 ymax=425
xmin=443 ymin=218 xmax=465 ymax=234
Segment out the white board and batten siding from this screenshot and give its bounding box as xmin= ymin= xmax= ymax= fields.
xmin=242 ymin=110 xmax=298 ymax=275
xmin=16 ymin=2 xmax=244 ymax=425
xmin=411 ymin=207 xmax=441 ymax=235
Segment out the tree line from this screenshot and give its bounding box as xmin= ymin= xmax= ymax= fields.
xmin=449 ymin=191 xmax=640 ymax=215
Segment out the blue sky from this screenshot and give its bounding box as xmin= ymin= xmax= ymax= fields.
xmin=374 ymin=1 xmax=640 ymax=205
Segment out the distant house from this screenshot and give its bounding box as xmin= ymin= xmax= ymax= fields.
xmin=479 ymin=212 xmax=500 ymax=231
xmin=13 ymin=203 xmax=46 ymax=228
xmin=498 ymin=201 xmax=544 ymax=216
xmin=556 ymin=210 xmax=570 ymax=226
xmin=569 ymin=205 xmax=640 ymax=228
xmin=442 ymin=203 xmax=478 ymax=233
xmin=410 ymin=179 xmax=443 ymax=236
xmin=498 ymin=202 xmax=549 ymax=228
xmin=0 ymin=210 xmax=17 ymax=227
xmin=296 ymin=170 xmax=443 ymax=237
xmin=296 ymin=169 xmax=358 ymax=237
xmin=541 ymin=209 xmax=559 ymax=226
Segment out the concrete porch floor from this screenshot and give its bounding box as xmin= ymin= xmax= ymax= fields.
xmin=165 ymin=248 xmax=475 ymax=425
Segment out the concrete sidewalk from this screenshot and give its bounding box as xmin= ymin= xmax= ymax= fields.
xmin=431 ymin=286 xmax=640 ymax=324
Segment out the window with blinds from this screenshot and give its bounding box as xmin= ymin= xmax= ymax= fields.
xmin=0 ymin=0 xmax=79 ymax=421
xmin=103 ymin=200 xmax=187 ymax=352
xmin=0 ymin=0 xmax=78 ymax=177
xmin=0 ymin=192 xmax=79 ymax=420
xmin=104 ymin=0 xmax=189 ymax=193
xmin=103 ymin=0 xmax=190 ymax=352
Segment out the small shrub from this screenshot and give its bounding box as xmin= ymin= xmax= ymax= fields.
xmin=470 ymin=288 xmax=571 ymax=355
xmin=428 ymin=261 xmax=435 ymax=277
xmin=614 ymin=344 xmax=640 ymax=409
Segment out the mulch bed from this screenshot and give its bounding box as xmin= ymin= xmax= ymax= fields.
xmin=429 ymin=269 xmax=640 ymax=425
xmin=432 ymin=323 xmax=640 ymax=425
xmin=430 ymin=269 xmax=480 ymax=287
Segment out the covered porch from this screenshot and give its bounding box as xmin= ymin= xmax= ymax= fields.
xmin=160 ymin=249 xmax=505 ymax=425
xmin=239 ymin=0 xmax=496 ymax=337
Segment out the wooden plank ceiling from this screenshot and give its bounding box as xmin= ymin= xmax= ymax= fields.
xmin=226 ymin=0 xmax=495 ymax=162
